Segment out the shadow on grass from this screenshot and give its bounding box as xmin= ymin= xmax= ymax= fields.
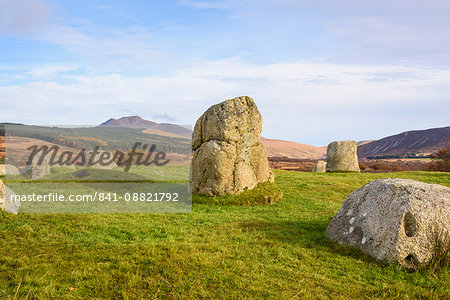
xmin=236 ymin=218 xmax=376 ymax=264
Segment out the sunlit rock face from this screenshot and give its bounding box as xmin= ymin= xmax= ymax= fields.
xmin=191 ymin=96 xmax=273 ymax=196
xmin=326 ymin=178 xmax=450 ymax=269
xmin=326 ymin=141 xmax=360 ymax=172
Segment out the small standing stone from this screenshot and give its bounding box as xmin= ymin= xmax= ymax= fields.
xmin=312 ymin=160 xmax=327 ymax=173
xmin=326 ymin=141 xmax=360 ymax=172
xmin=0 ymin=179 xmax=20 ymax=214
xmin=31 ymin=152 xmax=51 ymax=179
xmin=0 ymin=164 xmax=20 ymax=175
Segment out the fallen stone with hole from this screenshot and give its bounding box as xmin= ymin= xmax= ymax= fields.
xmin=312 ymin=160 xmax=327 ymax=173
xmin=326 ymin=178 xmax=450 ymax=269
xmin=191 ymin=96 xmax=274 ymax=196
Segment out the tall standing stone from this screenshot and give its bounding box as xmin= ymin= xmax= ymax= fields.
xmin=326 ymin=141 xmax=360 ymax=172
xmin=31 ymin=152 xmax=51 ymax=179
xmin=191 ymin=96 xmax=274 ymax=196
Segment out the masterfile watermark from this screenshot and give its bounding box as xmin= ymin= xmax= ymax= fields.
xmin=10 ymin=192 xmax=180 ymax=202
xmin=27 ymin=142 xmax=170 ymax=172
xmin=3 ymin=123 xmax=192 ymax=213
xmin=5 ymin=182 xmax=192 ymax=213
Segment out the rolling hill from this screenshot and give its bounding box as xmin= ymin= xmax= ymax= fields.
xmin=261 ymin=138 xmax=326 ymax=159
xmin=142 ymin=128 xmax=189 ymax=139
xmin=8 ymin=117 xmax=447 ymax=161
xmin=357 ymin=126 xmax=450 ymax=158
xmin=2 ymin=124 xmax=191 ymax=155
xmin=99 ymin=116 xmax=193 ymax=139
xmin=99 ymin=116 xmax=329 ymax=159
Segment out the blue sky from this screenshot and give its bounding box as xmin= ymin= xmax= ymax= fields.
xmin=0 ymin=0 xmax=449 ymax=146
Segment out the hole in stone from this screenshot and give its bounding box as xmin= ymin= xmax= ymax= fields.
xmin=403 ymin=212 xmax=416 ymax=237
xmin=404 ymin=254 xmax=416 ymax=270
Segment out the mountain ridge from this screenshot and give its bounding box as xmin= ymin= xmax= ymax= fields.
xmin=357 ymin=126 xmax=449 ymax=158
xmin=99 ymin=116 xmax=193 ymax=139
xmin=98 ymin=117 xmax=449 ymax=160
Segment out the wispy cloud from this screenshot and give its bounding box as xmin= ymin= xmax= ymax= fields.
xmin=25 ymin=65 xmax=79 ymax=78
xmin=1 ymin=59 xmax=449 ymax=145
xmin=40 ymin=25 xmax=159 ymax=64
xmin=1 ymin=0 xmax=449 ymax=145
xmin=151 ymin=113 xmax=178 ymax=123
xmin=1 ymin=0 xmax=159 ymax=67
xmin=179 ymin=0 xmax=450 ymax=66
xmin=177 ymin=0 xmax=241 ymax=10
xmin=0 ymin=0 xmax=50 ymax=35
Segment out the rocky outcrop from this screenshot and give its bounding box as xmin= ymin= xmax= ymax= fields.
xmin=191 ymin=96 xmax=273 ymax=196
xmin=326 ymin=178 xmax=450 ymax=269
xmin=326 ymin=141 xmax=360 ymax=172
xmin=0 ymin=179 xmax=19 ymax=214
xmin=312 ymin=160 xmax=327 ymax=173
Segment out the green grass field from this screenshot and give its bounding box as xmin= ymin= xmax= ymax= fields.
xmin=1 ymin=170 xmax=449 ymax=299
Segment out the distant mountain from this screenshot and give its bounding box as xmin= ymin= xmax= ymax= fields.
xmin=5 ymin=124 xmax=191 ymax=155
xmin=261 ymin=138 xmax=326 ymax=159
xmin=358 ymin=126 xmax=450 ymax=158
xmin=99 ymin=116 xmax=192 ymax=139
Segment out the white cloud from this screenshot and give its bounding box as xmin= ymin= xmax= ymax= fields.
xmin=1 ymin=0 xmax=159 ymax=66
xmin=0 ymin=0 xmax=50 ymax=35
xmin=25 ymin=65 xmax=78 ymax=78
xmin=177 ymin=0 xmax=241 ymax=10
xmin=38 ymin=25 xmax=159 ymax=64
xmin=179 ymin=0 xmax=450 ymax=66
xmin=1 ymin=59 xmax=449 ymax=145
xmin=2 ymin=0 xmax=449 ymax=145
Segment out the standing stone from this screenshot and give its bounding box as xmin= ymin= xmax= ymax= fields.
xmin=0 ymin=179 xmax=20 ymax=214
xmin=191 ymin=96 xmax=274 ymax=196
xmin=326 ymin=178 xmax=450 ymax=269
xmin=31 ymin=152 xmax=51 ymax=179
xmin=0 ymin=164 xmax=20 ymax=175
xmin=326 ymin=141 xmax=360 ymax=172
xmin=87 ymin=150 xmax=117 ymax=169
xmin=312 ymin=160 xmax=327 ymax=173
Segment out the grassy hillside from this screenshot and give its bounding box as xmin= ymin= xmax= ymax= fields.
xmin=2 ymin=124 xmax=190 ymax=154
xmin=357 ymin=126 xmax=450 ymax=158
xmin=261 ymin=138 xmax=326 ymax=159
xmin=0 ymin=170 xmax=449 ymax=298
